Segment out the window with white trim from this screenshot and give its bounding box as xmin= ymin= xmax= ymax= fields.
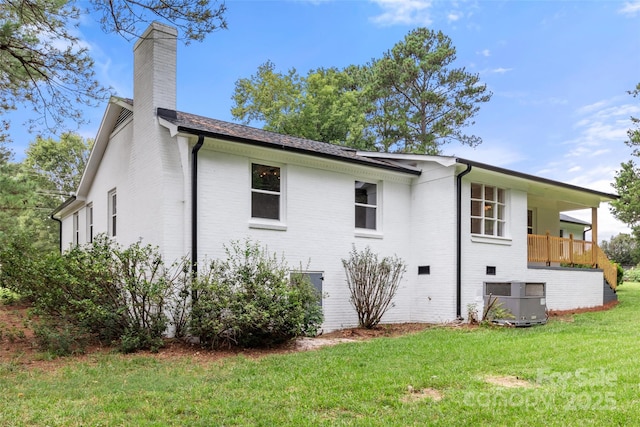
xmin=87 ymin=203 xmax=94 ymax=243
xmin=471 ymin=183 xmax=506 ymax=237
xmin=251 ymin=163 xmax=281 ymax=220
xmin=73 ymin=212 xmax=80 ymax=246
xmin=108 ymin=189 xmax=117 ymax=237
xmin=355 ymin=181 xmax=377 ymax=230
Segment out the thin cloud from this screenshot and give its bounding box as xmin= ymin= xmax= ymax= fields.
xmin=448 ymin=11 xmax=462 ymax=22
xmin=619 ymin=1 xmax=640 ymax=16
xmin=478 ymin=49 xmax=490 ymax=57
xmin=576 ymin=100 xmax=610 ymax=115
xmin=490 ymin=67 xmax=513 ymax=74
xmin=571 ymin=101 xmax=640 ymax=149
xmin=370 ymin=0 xmax=434 ymax=26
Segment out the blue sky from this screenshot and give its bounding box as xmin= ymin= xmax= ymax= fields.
xmin=7 ymin=0 xmax=640 ymax=239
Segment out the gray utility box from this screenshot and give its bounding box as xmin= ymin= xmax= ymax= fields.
xmin=483 ymin=282 xmax=547 ymax=326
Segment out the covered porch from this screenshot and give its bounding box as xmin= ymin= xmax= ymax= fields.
xmin=527 ymin=232 xmax=618 ymax=290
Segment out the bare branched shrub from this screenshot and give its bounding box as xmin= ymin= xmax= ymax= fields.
xmin=342 ymin=246 xmax=406 ymax=329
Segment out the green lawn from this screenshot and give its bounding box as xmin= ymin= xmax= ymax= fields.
xmin=2 ymin=284 xmax=640 ymax=426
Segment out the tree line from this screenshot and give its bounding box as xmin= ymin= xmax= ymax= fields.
xmin=0 ymin=134 xmax=90 ymax=251
xmin=232 ymin=28 xmax=492 ymax=155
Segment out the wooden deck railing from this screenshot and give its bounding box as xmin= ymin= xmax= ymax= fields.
xmin=596 ymin=245 xmax=618 ymax=291
xmin=528 ymin=233 xmax=617 ymax=290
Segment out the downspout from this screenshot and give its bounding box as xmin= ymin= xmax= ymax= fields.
xmin=51 ymin=215 xmax=63 ymax=253
xmin=456 ymin=163 xmax=472 ymax=319
xmin=584 ymin=226 xmax=592 ymax=242
xmin=191 ymin=135 xmax=205 ymax=300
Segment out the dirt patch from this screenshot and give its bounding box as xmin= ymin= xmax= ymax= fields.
xmin=0 ymin=303 xmax=37 ymax=358
xmin=547 ymin=300 xmax=619 ymax=320
xmin=320 ymin=322 xmax=434 ymax=339
xmin=295 ymin=337 xmax=358 ymax=351
xmin=484 ymin=375 xmax=534 ymax=388
xmin=401 ymin=385 xmax=444 ymax=402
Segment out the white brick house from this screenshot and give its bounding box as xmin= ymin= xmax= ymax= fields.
xmin=53 ymin=23 xmax=618 ymax=331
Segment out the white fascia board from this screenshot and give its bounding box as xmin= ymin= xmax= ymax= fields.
xmin=356 ymin=151 xmax=458 ymax=168
xmin=112 ymin=96 xmax=133 ymax=110
xmin=55 ymin=198 xmax=86 ymax=219
xmin=76 ymin=100 xmax=123 ymax=197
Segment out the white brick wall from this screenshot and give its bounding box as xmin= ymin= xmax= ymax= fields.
xmin=527 ymin=267 xmax=603 ymax=310
xmin=193 ymin=143 xmax=418 ymax=331
xmin=59 ymin=22 xmax=608 ymax=334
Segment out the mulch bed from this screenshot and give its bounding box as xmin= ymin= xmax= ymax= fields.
xmin=0 ymin=301 xmax=619 ymax=371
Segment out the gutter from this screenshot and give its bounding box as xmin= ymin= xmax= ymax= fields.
xmin=50 ymin=215 xmax=63 ymax=253
xmin=50 ymin=195 xmax=77 ymax=253
xmin=456 ymin=163 xmax=472 ymax=319
xmin=191 ymin=135 xmax=205 ymax=300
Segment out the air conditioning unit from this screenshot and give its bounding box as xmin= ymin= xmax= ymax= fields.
xmin=483 ymin=282 xmax=547 ymax=326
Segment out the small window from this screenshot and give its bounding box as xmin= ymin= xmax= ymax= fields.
xmin=355 ymin=181 xmax=377 ymax=230
xmin=73 ymin=212 xmax=80 ymax=246
xmin=108 ymin=189 xmax=117 ymax=237
xmin=251 ymin=163 xmax=280 ymax=220
xmin=87 ymin=204 xmax=94 ymax=243
xmin=471 ymin=183 xmax=506 ymax=237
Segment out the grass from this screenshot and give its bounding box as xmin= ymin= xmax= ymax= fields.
xmin=2 ymin=285 xmax=640 ymax=426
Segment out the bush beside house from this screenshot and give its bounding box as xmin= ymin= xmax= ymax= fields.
xmin=0 ymin=235 xmax=323 ymax=354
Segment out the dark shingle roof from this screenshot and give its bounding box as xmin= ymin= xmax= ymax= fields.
xmin=559 ymin=213 xmax=591 ymax=226
xmin=156 ymin=108 xmax=420 ymax=175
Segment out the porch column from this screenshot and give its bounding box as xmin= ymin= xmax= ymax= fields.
xmin=591 ymin=207 xmax=598 ymax=244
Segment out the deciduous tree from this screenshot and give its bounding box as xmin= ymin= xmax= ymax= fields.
xmin=611 ymin=83 xmax=640 ymax=231
xmin=232 ymin=62 xmax=374 ymax=149
xmin=0 ymin=133 xmax=92 ymax=251
xmin=231 ymin=28 xmax=491 ymax=154
xmin=24 ymin=132 xmax=92 ymax=195
xmin=601 ymin=233 xmax=640 ymax=267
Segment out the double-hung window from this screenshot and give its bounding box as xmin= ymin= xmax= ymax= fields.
xmin=471 ymin=183 xmax=506 ymax=237
xmin=251 ymin=163 xmax=281 ymax=220
xmin=87 ymin=203 xmax=94 ymax=243
xmin=108 ymin=189 xmax=117 ymax=237
xmin=355 ymin=181 xmax=377 ymax=230
xmin=73 ymin=212 xmax=80 ymax=246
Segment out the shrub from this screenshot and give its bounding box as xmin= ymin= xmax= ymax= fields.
xmin=0 ymin=287 xmax=20 ymax=305
xmin=342 ymin=246 xmax=406 ymax=329
xmin=616 ymin=262 xmax=625 ymax=287
xmin=33 ymin=318 xmax=91 ymax=357
xmin=623 ymin=266 xmax=640 ymax=283
xmin=190 ymin=240 xmax=323 ymax=348
xmin=0 ymin=234 xmax=190 ymax=353
xmin=0 ymin=231 xmax=46 ymax=298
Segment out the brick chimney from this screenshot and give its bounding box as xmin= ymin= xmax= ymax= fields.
xmin=126 ymin=22 xmax=179 ymax=252
xmin=133 ymin=22 xmax=178 ymax=117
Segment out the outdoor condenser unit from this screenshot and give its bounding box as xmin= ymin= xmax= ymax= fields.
xmin=483 ymin=281 xmax=547 ymax=326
